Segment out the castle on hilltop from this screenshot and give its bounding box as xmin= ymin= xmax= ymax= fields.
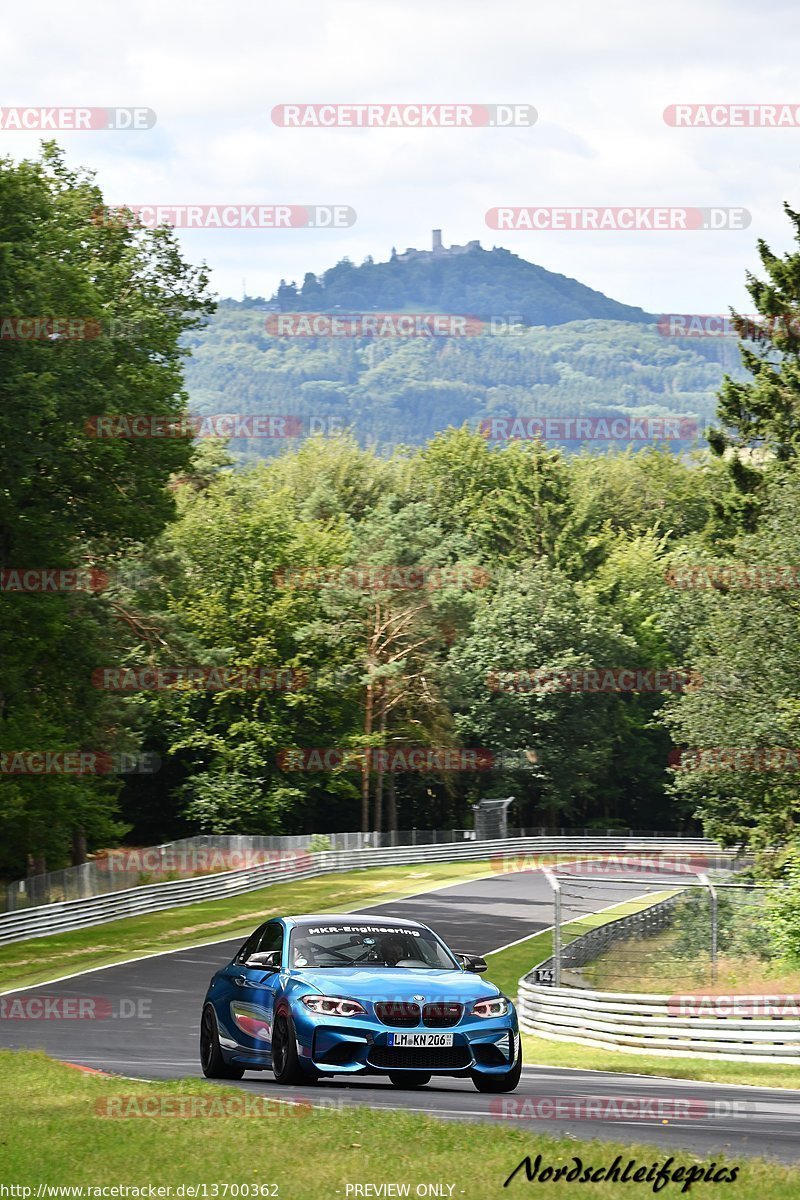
xmin=391 ymin=229 xmax=481 ymax=264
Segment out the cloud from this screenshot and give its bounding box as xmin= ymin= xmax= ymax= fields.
xmin=1 ymin=0 xmax=797 ymax=310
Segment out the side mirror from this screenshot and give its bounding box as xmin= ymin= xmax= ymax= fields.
xmin=246 ymin=950 xmax=281 ymax=972
xmin=456 ymin=952 xmax=488 ymax=974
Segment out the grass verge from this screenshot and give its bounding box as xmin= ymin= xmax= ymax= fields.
xmin=483 ymin=890 xmax=677 ymax=999
xmin=2 ymin=1050 xmax=796 ymax=1198
xmin=0 ymin=859 xmax=496 ymax=992
xmin=484 ymin=894 xmax=800 ymax=1091
xmin=519 ymin=1032 xmax=800 ymax=1091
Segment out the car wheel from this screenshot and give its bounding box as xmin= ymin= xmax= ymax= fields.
xmin=200 ymin=1005 xmax=245 ymax=1079
xmin=471 ymin=1042 xmax=522 ymax=1093
xmin=271 ymin=1011 xmax=317 ymax=1085
xmin=388 ymin=1072 xmax=431 ymax=1089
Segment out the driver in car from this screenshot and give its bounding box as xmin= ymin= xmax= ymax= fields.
xmin=380 ymin=935 xmax=408 ymax=965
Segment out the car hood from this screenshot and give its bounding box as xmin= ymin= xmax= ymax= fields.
xmin=290 ymin=967 xmax=502 ymax=1002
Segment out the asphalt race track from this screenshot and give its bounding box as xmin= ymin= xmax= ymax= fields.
xmin=3 ymin=864 xmax=800 ymax=1164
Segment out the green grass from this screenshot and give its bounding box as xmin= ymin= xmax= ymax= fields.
xmin=0 ymin=859 xmax=497 ymax=992
xmin=2 ymin=1051 xmax=797 ymax=1198
xmin=0 ymin=852 xmax=610 ymax=993
xmin=519 ymin=1033 xmax=800 ymax=1091
xmin=10 ymin=860 xmax=800 ymax=1095
xmin=483 ymin=889 xmax=676 ymax=1000
xmin=482 ymin=892 xmax=800 ymax=1091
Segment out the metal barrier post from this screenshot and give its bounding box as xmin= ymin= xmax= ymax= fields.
xmin=542 ymin=867 xmax=562 ymax=987
xmin=697 ymin=871 xmax=718 ymax=985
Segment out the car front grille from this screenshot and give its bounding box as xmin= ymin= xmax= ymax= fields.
xmin=369 ymin=1045 xmax=471 ymax=1070
xmin=422 ymin=1002 xmax=463 ymax=1027
xmin=374 ymin=1001 xmax=421 ymax=1027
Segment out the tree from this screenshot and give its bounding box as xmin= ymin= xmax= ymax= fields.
xmin=662 ymin=472 xmax=800 ymax=849
xmin=414 ymin=426 xmax=576 ymax=566
xmin=135 ymin=459 xmax=362 ymax=834
xmin=300 ymin=272 xmax=323 ymax=302
xmin=708 ymin=204 xmax=800 ymax=526
xmin=299 ymin=495 xmax=482 ymax=833
xmin=448 ymin=562 xmax=640 ymax=827
xmin=0 ymin=144 xmax=213 ymax=874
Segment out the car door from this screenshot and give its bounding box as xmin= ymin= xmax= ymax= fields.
xmin=226 ymin=921 xmax=285 ymax=1051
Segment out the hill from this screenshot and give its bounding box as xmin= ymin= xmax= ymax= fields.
xmin=261 ymin=233 xmax=656 ymax=327
xmin=183 ymin=311 xmax=743 ymax=458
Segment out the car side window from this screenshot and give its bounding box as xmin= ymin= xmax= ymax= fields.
xmin=235 ymin=924 xmax=267 ymax=963
xmin=258 ymin=922 xmax=284 ymax=960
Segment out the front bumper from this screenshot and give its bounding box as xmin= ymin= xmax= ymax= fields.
xmin=297 ymin=1010 xmax=520 ymax=1076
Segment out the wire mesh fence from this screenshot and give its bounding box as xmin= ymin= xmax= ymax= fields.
xmin=539 ymin=871 xmax=775 ymax=993
xmin=3 ymin=825 xmax=708 ymax=911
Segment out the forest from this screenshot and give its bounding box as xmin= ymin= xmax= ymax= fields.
xmin=3 ymin=146 xmax=800 ymax=880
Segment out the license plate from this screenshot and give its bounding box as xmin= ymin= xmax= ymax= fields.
xmin=387 ymin=1032 xmax=454 ymax=1048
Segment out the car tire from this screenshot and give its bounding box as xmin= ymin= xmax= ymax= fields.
xmin=388 ymin=1072 xmax=431 ymax=1089
xmin=470 ymin=1041 xmax=522 ymax=1093
xmin=200 ymin=1005 xmax=245 ymax=1079
xmin=271 ymin=1011 xmax=318 ymax=1085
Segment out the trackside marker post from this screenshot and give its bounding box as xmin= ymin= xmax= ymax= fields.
xmin=697 ymin=871 xmax=718 ymax=985
xmin=542 ymin=868 xmax=561 ymax=986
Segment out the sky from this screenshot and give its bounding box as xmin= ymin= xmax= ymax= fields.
xmin=1 ymin=0 xmax=798 ymax=314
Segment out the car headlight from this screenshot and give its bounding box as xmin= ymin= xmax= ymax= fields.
xmin=470 ymin=997 xmax=510 ymax=1018
xmin=301 ymin=995 xmax=367 ymax=1017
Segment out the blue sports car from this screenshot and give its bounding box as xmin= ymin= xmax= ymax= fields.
xmin=200 ymin=913 xmax=521 ymax=1092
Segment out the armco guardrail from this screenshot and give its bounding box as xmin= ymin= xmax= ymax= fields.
xmin=0 ymin=836 xmax=724 ymax=945
xmin=4 ymin=825 xmax=697 ymax=911
xmin=516 ymin=982 xmax=800 ymax=1064
xmin=517 ymin=885 xmax=798 ymax=1064
xmin=531 ymin=891 xmax=683 ymax=984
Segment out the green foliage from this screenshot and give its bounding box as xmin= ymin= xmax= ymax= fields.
xmin=13 ymin=164 xmax=800 ymax=872
xmin=662 ymin=470 xmax=800 ymax=849
xmin=765 ymin=853 xmax=800 ymax=962
xmin=0 ymin=145 xmax=213 ymax=874
xmin=670 ymin=891 xmax=774 ymax=961
xmin=183 ymin=309 xmax=740 ymax=459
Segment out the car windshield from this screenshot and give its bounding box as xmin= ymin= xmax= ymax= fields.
xmin=288 ymin=921 xmax=459 ymax=970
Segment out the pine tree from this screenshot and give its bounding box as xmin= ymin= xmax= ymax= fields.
xmin=712 ymin=204 xmax=800 ymax=469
